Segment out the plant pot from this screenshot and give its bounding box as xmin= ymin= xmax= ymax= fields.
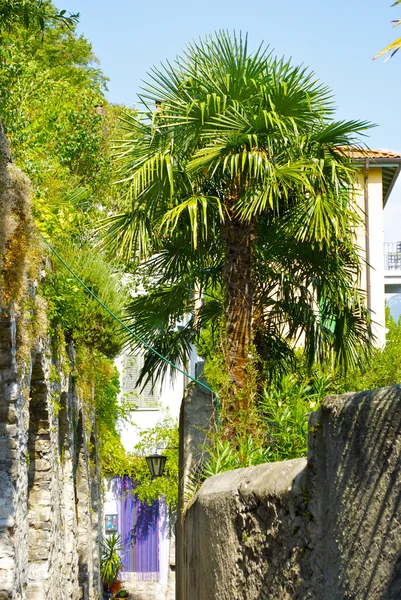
xmin=110 ymin=580 xmax=122 ymax=594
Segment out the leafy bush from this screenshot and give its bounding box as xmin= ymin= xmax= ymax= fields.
xmin=128 ymin=417 xmax=179 ymax=509
xmin=41 ymin=246 xmax=126 ymax=358
xmin=202 ymin=435 xmax=270 ymax=477
xmin=102 ymin=415 xmax=179 ymax=509
xmin=259 ymin=374 xmax=333 ymax=461
xmin=338 ymin=309 xmax=401 ymax=392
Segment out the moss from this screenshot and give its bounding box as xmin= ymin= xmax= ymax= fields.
xmin=0 ymin=147 xmax=47 ymax=367
xmin=0 ymin=163 xmax=43 ymax=308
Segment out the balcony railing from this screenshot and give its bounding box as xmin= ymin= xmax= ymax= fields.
xmin=384 ymin=242 xmax=401 ymax=270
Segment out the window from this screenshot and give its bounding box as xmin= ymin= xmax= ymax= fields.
xmin=123 ymin=354 xmax=159 ymax=410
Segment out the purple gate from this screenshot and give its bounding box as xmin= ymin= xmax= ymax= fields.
xmin=113 ymin=476 xmax=161 ymax=581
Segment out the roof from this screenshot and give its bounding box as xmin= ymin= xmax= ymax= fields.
xmin=342 ymin=148 xmax=401 ymax=161
xmin=338 ymin=147 xmax=401 ymax=206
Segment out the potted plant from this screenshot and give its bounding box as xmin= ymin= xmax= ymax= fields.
xmin=100 ymin=532 xmax=124 ymax=595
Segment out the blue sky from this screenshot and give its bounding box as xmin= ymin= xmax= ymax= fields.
xmin=61 ymin=0 xmax=401 ymax=238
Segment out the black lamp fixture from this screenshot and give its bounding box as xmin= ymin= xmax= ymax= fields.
xmin=146 ymin=453 xmax=167 ymax=478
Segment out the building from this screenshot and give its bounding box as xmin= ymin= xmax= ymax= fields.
xmin=103 ymin=351 xmax=184 ymax=600
xmin=350 ymin=148 xmax=401 ymax=344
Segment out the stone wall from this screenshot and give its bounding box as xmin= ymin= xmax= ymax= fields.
xmin=0 ymin=312 xmax=102 ymax=600
xmin=180 ymin=385 xmax=401 ymax=599
xmin=0 ymin=133 xmax=102 ymax=600
xmin=176 ymin=383 xmax=215 ymax=600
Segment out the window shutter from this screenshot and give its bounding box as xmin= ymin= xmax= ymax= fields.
xmin=140 ymin=375 xmax=158 ymax=409
xmin=123 ymin=354 xmax=159 ymax=409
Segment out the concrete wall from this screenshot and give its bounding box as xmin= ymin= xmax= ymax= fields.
xmin=180 ymin=385 xmax=401 ymax=599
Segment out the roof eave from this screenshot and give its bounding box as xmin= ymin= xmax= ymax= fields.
xmin=383 ymin=163 xmax=401 ymax=207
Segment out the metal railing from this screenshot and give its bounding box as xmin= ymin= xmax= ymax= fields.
xmin=384 ymin=242 xmax=401 ymax=270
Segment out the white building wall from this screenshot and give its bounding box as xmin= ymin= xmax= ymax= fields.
xmin=115 ymin=352 xmax=184 ymax=452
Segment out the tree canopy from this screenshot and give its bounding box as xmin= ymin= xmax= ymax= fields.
xmin=0 ymin=6 xmax=133 ymax=474
xmin=0 ymin=0 xmax=78 ymax=33
xmin=104 ymin=32 xmax=373 ymax=437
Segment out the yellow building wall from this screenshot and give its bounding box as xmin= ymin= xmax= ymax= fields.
xmin=354 ymin=167 xmax=385 ymax=346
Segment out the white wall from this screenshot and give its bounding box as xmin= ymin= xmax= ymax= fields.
xmin=115 ymin=352 xmax=184 ymax=452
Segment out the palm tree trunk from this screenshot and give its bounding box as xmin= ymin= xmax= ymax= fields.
xmin=221 ymin=203 xmax=254 ymax=411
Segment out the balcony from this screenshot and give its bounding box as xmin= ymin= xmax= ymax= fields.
xmin=384 ymin=242 xmax=401 ymax=270
xmin=384 ymin=242 xmax=401 ymax=293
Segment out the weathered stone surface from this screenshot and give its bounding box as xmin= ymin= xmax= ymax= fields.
xmin=123 ymin=580 xmax=175 ymax=600
xmin=177 ymin=383 xmax=214 ymax=600
xmin=181 ymin=385 xmax=401 ymax=600
xmin=0 ymin=304 xmax=102 ymax=600
xmin=306 ymin=385 xmax=401 ymax=600
xmin=181 ymin=459 xmax=307 ymax=600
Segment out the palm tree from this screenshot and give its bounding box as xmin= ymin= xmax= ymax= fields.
xmin=103 ymin=32 xmax=371 ymax=425
xmin=374 ymin=0 xmax=401 ymax=61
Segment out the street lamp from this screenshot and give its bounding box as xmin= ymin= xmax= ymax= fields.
xmin=146 ymin=454 xmax=167 ymax=478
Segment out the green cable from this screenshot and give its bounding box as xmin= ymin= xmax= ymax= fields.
xmin=40 ymin=234 xmax=221 ymax=428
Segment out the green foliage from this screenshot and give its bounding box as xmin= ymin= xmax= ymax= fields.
xmin=338 ymin=309 xmax=401 ymax=392
xmin=0 ymin=0 xmax=79 ymax=33
xmin=0 ymin=5 xmax=134 ymax=484
xmin=259 ymin=373 xmax=333 ymax=461
xmin=100 ymin=533 xmax=124 ymax=588
xmin=99 ymin=414 xmax=179 ymax=509
xmin=129 ymin=417 xmax=179 ymax=508
xmin=202 ymin=435 xmax=270 ymax=477
xmin=40 ymin=247 xmax=126 ymax=358
xmin=198 ymin=335 xmax=229 ymax=394
xmin=114 ymin=417 xmax=179 ymax=509
xmin=188 ymin=373 xmax=330 ymax=485
xmin=188 ymin=311 xmax=401 ymax=491
xmin=94 ymin=360 xmax=122 ymax=429
xmin=74 ymin=346 xmax=132 ymax=480
xmin=105 ymin=31 xmax=372 ymax=423
xmin=0 ymin=8 xmax=126 ymax=249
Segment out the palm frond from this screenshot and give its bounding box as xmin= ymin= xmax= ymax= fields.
xmin=159 ymin=194 xmax=224 ymax=248
xmin=374 ymin=1 xmax=401 ymax=60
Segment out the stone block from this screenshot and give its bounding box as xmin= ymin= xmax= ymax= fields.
xmin=33 ymin=439 xmax=51 ymax=453
xmin=0 ymin=366 xmax=18 ymax=385
xmin=27 ymin=488 xmax=52 ymax=505
xmin=0 ymin=425 xmax=18 ymax=438
xmin=181 ymin=385 xmax=401 ymax=600
xmin=0 ymin=305 xmax=102 ymax=600
xmin=0 ymin=459 xmax=17 ymax=477
xmin=25 ymin=582 xmax=47 ymax=600
xmin=0 ymin=567 xmax=14 ymax=591
xmin=33 ymin=459 xmax=50 ymax=472
xmin=28 ymin=470 xmax=51 ymax=487
xmin=0 ymin=497 xmax=15 ymax=521
xmin=28 ymin=561 xmax=49 ymax=581
xmin=7 ymin=382 xmax=18 ymax=402
xmin=0 ymin=557 xmax=15 ymax=571
xmin=0 ymin=406 xmax=17 ymax=425
xmin=0 ymin=518 xmax=15 ymax=529
xmin=29 ymin=535 xmax=51 ymax=561
xmin=0 ymin=438 xmax=16 ymax=452
xmin=0 ymin=446 xmax=17 ymax=461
